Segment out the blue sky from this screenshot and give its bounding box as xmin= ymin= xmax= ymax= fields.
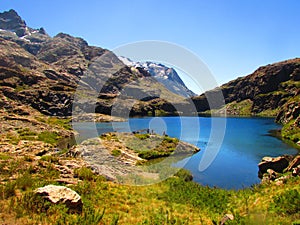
xmin=1 ymin=0 xmax=300 ymax=94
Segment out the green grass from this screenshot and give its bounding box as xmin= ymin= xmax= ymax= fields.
xmin=0 ymin=157 xmax=299 ymax=224
xmin=270 ymin=189 xmax=300 ymax=215
xmin=102 ymin=133 xmax=181 ymax=160
xmin=46 ymin=117 xmax=72 ymax=130
xmin=38 ymin=131 xmax=60 ymax=145
xmin=281 ymin=119 xmax=300 ymax=144
xmin=17 ymin=128 xmax=38 ymax=141
xmin=74 ymin=167 xmax=97 ymax=181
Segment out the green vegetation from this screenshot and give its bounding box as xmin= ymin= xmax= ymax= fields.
xmin=0 ymin=156 xmax=299 ymax=224
xmin=101 ymin=133 xmax=181 ymax=160
xmin=270 ymin=189 xmax=300 ymax=215
xmin=281 ymin=119 xmax=300 ymax=145
xmin=37 ymin=131 xmax=60 ymax=145
xmin=226 ymin=99 xmax=253 ymax=115
xmin=15 ymin=83 xmax=29 ymax=92
xmin=46 ymin=117 xmax=72 ymax=130
xmin=74 ymin=167 xmax=98 ymax=181
xmin=133 ymin=134 xmax=180 ymax=160
xmin=257 ymin=108 xmax=280 ymax=117
xmin=111 ymin=149 xmax=122 ymax=157
xmin=17 ymin=128 xmax=38 ymax=141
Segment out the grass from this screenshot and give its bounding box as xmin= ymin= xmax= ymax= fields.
xmin=101 ymin=133 xmax=181 ymax=160
xmin=0 ymin=152 xmax=299 ymax=225
xmin=37 ymin=131 xmax=60 ymax=145
xmin=46 ymin=117 xmax=72 ymax=130
xmin=281 ymin=119 xmax=300 ymax=144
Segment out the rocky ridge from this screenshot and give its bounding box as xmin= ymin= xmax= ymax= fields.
xmin=119 ymin=56 xmax=195 ymax=98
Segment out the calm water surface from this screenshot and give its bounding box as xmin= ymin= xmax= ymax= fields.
xmin=73 ymin=117 xmax=298 ymax=189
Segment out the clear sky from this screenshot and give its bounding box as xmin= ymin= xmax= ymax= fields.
xmin=1 ymin=0 xmax=300 ymax=94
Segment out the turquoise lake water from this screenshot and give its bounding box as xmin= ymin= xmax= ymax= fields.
xmin=73 ymin=117 xmax=298 ymax=189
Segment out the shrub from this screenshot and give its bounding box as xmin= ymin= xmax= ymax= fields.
xmin=112 ymin=149 xmax=121 ymax=157
xmin=74 ymin=167 xmax=96 ymax=181
xmin=174 ymin=169 xmax=193 ymax=182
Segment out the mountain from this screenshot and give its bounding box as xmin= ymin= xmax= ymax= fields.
xmin=118 ymin=56 xmax=195 ymax=97
xmin=0 ymin=9 xmax=187 ymax=118
xmin=193 ymin=58 xmax=300 ymax=145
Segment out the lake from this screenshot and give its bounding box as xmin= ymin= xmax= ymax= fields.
xmin=73 ymin=117 xmax=298 ymax=189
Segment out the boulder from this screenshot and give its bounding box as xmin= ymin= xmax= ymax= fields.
xmin=35 ymin=185 xmax=82 ymax=212
xmin=258 ymin=156 xmax=290 ymax=178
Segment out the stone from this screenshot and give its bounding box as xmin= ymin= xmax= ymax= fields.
xmin=35 ymin=185 xmax=82 ymax=212
xmin=286 ymin=155 xmax=300 ymax=171
xmin=267 ymin=169 xmax=278 ymax=180
xmin=292 ymin=165 xmax=300 ymax=176
xmin=258 ymin=156 xmax=290 ymax=177
xmin=220 ymin=214 xmax=234 ymax=225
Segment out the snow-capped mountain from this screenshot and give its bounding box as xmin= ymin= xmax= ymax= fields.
xmin=118 ymin=56 xmax=195 ymax=97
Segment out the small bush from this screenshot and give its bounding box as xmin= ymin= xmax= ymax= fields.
xmin=111 ymin=149 xmax=121 ymax=157
xmin=74 ymin=167 xmax=96 ymax=181
xmin=174 ymin=169 xmax=193 ymax=182
xmin=138 ymin=150 xmax=170 ymax=160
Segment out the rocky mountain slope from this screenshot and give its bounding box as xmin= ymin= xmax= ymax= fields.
xmin=0 ymin=9 xmax=186 ymax=118
xmin=119 ymin=56 xmax=195 ymax=97
xmin=193 ymin=58 xmax=300 ymax=145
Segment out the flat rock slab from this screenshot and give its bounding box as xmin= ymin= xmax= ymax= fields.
xmin=35 ymin=185 xmax=82 ymax=212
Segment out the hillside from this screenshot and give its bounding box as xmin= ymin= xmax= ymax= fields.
xmin=193 ymin=58 xmax=300 ymax=146
xmin=0 ymin=9 xmax=186 ymax=119
xmin=0 ymin=9 xmax=299 ymax=225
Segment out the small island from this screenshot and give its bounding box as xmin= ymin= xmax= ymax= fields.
xmin=69 ymin=132 xmax=200 ymax=183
